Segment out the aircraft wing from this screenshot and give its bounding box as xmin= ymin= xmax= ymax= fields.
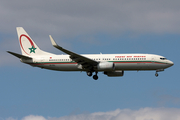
xmin=7 ymin=51 xmax=32 ymax=59
xmin=49 ymin=35 xmax=98 ymax=70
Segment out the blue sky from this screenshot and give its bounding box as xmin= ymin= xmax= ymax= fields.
xmin=0 ymin=0 xmax=180 ymax=120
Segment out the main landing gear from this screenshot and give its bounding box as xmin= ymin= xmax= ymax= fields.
xmin=87 ymin=71 xmax=98 ymax=80
xmin=93 ymin=72 xmax=98 ymax=80
xmin=87 ymin=71 xmax=92 ymax=77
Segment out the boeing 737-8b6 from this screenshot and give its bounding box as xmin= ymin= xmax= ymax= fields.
xmin=7 ymin=27 xmax=174 ymax=80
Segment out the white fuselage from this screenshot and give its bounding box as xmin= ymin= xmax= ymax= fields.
xmin=22 ymin=53 xmax=173 ymax=72
xmin=8 ymin=27 xmax=174 ymax=80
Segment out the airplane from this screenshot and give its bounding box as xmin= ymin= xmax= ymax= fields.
xmin=7 ymin=27 xmax=174 ymax=80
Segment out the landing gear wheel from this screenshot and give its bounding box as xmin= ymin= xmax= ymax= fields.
xmin=87 ymin=71 xmax=92 ymax=77
xmin=93 ymin=75 xmax=98 ymax=80
xmin=155 ymin=73 xmax=158 ymax=77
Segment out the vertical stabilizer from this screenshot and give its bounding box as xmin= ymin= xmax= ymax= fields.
xmin=16 ymin=27 xmax=54 ymax=56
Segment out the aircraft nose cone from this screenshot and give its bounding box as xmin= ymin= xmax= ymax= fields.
xmin=168 ymin=61 xmax=174 ymax=66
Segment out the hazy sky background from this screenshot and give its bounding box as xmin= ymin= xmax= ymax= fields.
xmin=0 ymin=0 xmax=180 ymax=120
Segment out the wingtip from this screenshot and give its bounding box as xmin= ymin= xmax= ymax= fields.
xmin=49 ymin=35 xmax=57 ymax=46
xmin=7 ymin=51 xmax=12 ymax=54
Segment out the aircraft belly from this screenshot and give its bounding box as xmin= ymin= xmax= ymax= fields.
xmin=114 ymin=63 xmax=166 ymax=70
xmin=55 ymin=64 xmax=80 ymax=71
xmin=33 ymin=62 xmax=169 ymax=72
xmin=36 ymin=63 xmax=80 ymax=71
xmin=114 ymin=63 xmax=145 ymax=70
xmin=148 ymin=63 xmax=169 ymax=70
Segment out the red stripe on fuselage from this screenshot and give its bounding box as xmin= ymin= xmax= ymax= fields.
xmin=114 ymin=61 xmax=166 ymax=64
xmin=30 ymin=62 xmax=77 ymax=66
xmin=30 ymin=61 xmax=166 ymax=66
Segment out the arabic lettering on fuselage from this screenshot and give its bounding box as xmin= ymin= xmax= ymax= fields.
xmin=115 ymin=56 xmax=146 ymax=58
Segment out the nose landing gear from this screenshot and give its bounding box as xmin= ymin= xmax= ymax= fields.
xmin=155 ymin=72 xmax=159 ymax=77
xmin=155 ymin=69 xmax=164 ymax=77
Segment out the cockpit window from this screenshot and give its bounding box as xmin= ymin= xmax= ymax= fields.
xmin=160 ymin=58 xmax=167 ymax=60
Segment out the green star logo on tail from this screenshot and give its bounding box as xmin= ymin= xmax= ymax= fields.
xmin=29 ymin=46 xmax=37 ymax=53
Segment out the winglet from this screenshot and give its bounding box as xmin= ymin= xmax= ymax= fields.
xmin=49 ymin=35 xmax=58 ymax=47
xmin=49 ymin=35 xmax=64 ymax=51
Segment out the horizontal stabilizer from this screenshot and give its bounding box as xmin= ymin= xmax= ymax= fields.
xmin=7 ymin=51 xmax=32 ymax=59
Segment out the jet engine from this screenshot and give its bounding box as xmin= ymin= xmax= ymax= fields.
xmin=104 ymin=70 xmax=124 ymax=77
xmin=97 ymin=62 xmax=115 ymax=71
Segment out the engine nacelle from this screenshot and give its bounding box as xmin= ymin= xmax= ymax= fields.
xmin=97 ymin=62 xmax=115 ymax=71
xmin=104 ymin=70 xmax=124 ymax=77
